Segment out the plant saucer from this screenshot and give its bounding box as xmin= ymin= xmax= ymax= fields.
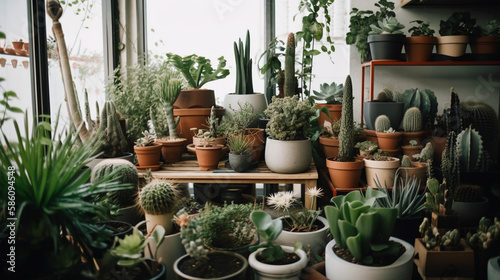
xmin=135 ymin=162 xmax=163 ymax=171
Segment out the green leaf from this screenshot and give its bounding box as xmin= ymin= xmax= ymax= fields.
xmin=7 ymin=106 xmax=23 ymax=114
xmin=4 ymin=91 xmax=18 ymax=98
xmin=152 ymin=225 xmax=166 ymax=248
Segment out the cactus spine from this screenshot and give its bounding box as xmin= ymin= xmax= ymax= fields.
xmin=284 ymin=32 xmax=296 ymax=97
xmin=454 ymin=184 xmax=483 ymax=202
xmin=91 ymin=159 xmax=139 ymax=208
xmin=403 ymin=107 xmax=422 ymax=132
xmin=401 ymin=155 xmax=412 ymax=167
xmin=457 ymin=126 xmax=485 ymax=172
xmin=441 ymin=131 xmax=459 ymax=214
xmin=337 ymin=75 xmax=354 ymax=162
xmin=139 ymin=180 xmax=178 ymax=215
xmin=375 ymin=115 xmax=391 ymax=132
xmin=445 ymin=89 xmax=462 ymax=136
xmin=94 ymin=101 xmax=129 ymax=158
xmin=234 ymin=30 xmax=253 ymax=94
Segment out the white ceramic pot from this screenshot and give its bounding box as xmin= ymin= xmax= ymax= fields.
xmin=223 ymin=93 xmax=268 ymax=127
xmin=174 ymin=251 xmax=248 ymax=280
xmin=249 ymin=246 xmax=308 ymax=280
xmin=364 ymin=157 xmax=400 ymax=188
xmin=265 ymin=137 xmax=311 ymax=174
xmin=275 ymin=216 xmax=329 ymax=258
xmin=145 ymin=212 xmax=173 ymax=235
xmin=146 ymin=232 xmax=186 ymax=280
xmin=488 ymin=255 xmax=500 ymax=280
xmin=325 ymin=237 xmax=414 ymax=280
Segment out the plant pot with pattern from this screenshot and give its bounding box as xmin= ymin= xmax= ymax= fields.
xmin=367 ymin=17 xmax=406 ymax=61
xmin=166 ymin=53 xmax=229 ymax=109
xmin=326 ymin=76 xmax=365 ymax=189
xmin=311 ymin=81 xmax=343 ymax=126
xmin=437 ymin=12 xmax=476 ymax=58
xmin=405 ymin=20 xmax=437 ymax=62
xmin=138 ymin=180 xmax=179 ymax=235
xmin=134 ymin=131 xmax=162 ymax=168
xmin=263 ymin=95 xmax=316 ymax=174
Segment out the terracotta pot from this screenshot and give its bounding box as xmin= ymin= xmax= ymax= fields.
xmin=364 ymin=157 xmax=400 ymax=189
xmin=192 ymin=135 xmax=226 ymax=147
xmin=470 ymin=35 xmax=498 ymax=54
xmin=382 ymin=148 xmax=400 ymax=157
xmin=195 ymin=144 xmax=223 ymax=171
xmin=173 ymin=88 xmax=215 ymax=109
xmin=12 ymin=41 xmax=24 ymax=51
xmin=316 ymin=104 xmax=342 ymax=126
xmin=245 ymin=128 xmax=265 ymax=163
xmin=23 ymin=42 xmax=29 ymax=51
xmin=401 ymin=131 xmax=427 ymax=146
xmin=174 ymin=107 xmax=225 ymax=145
xmin=429 ymin=136 xmax=447 ymax=165
xmin=305 ymin=262 xmax=328 ymax=280
xmin=398 ymin=161 xmax=428 ymax=187
xmin=436 ymin=35 xmax=469 ymax=57
xmin=156 ymin=138 xmax=187 ymax=163
xmin=326 ymin=158 xmax=364 ymax=189
xmin=134 ymin=144 xmax=161 ymax=167
xmin=401 ymin=145 xmax=423 ymax=159
xmin=405 ymin=36 xmax=437 ymax=62
xmin=376 ymin=131 xmax=402 ymax=150
xmin=318 ymin=136 xmax=339 ymax=159
xmin=363 ymin=129 xmax=377 ymax=142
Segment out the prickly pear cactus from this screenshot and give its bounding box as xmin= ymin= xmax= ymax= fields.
xmin=94 ymin=101 xmax=129 ymax=158
xmin=139 ymin=180 xmax=178 ymax=215
xmin=375 ymin=115 xmax=391 ymax=132
xmin=403 ymin=107 xmax=422 ymax=132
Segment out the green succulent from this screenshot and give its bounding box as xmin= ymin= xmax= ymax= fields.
xmin=369 ymin=16 xmax=405 ymax=35
xmin=478 ymin=20 xmax=500 ymax=36
xmin=311 ymin=82 xmax=344 ymax=104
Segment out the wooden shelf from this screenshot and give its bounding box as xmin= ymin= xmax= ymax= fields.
xmin=401 ymin=0 xmax=498 ymax=7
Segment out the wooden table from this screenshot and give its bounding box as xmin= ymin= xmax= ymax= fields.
xmin=137 ymin=154 xmax=319 ymax=209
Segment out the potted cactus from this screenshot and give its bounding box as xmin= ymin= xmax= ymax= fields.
xmin=354 ymin=140 xmax=379 ymax=158
xmin=311 ymin=81 xmax=344 ymax=126
xmin=470 ymin=19 xmax=500 ymax=54
xmin=405 ymin=20 xmax=437 ymax=62
xmin=363 ymin=149 xmax=400 ymax=189
xmin=374 ymin=114 xmax=402 ymax=156
xmin=398 ymin=154 xmax=427 ymax=188
xmin=154 ymin=73 xmax=188 ymax=163
xmin=401 ymin=88 xmax=438 ymax=132
xmin=452 ymin=184 xmax=489 ymax=227
xmin=437 ymin=12 xmax=476 ymax=57
xmin=324 ymin=188 xmax=414 ymax=280
xmin=226 ymin=133 xmax=254 ymax=172
xmin=367 ymin=16 xmax=406 ymax=60
xmin=363 ymin=88 xmax=405 ymax=132
xmin=401 ymin=139 xmax=423 ymax=160
xmin=263 ymin=95 xmax=316 ymax=173
xmin=401 ymin=106 xmax=426 ymax=145
xmin=134 ymin=130 xmax=162 ymax=168
xmin=138 ymin=180 xmax=179 ymax=235
xmin=223 ymin=30 xmax=267 ymax=127
xmin=189 ymin=105 xmax=227 ymax=148
xmin=326 ymin=75 xmax=365 ymax=189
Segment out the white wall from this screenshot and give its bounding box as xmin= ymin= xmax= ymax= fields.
xmin=349 ymin=0 xmax=500 ymax=123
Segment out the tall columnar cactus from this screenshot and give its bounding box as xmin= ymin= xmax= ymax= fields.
xmin=284 ymin=32 xmax=296 ymax=98
xmin=156 ymin=75 xmax=183 ymax=139
xmin=401 ymin=155 xmax=412 ymax=167
xmin=461 ymin=101 xmax=499 ymax=163
xmin=337 ymin=75 xmax=354 ymax=162
xmin=445 ymin=89 xmax=462 ymax=136
xmin=94 ymin=101 xmax=129 ymax=158
xmin=401 ymin=88 xmax=438 ymax=130
xmin=91 ymin=159 xmax=139 ymax=208
xmin=207 ymin=106 xmax=219 ymax=138
xmin=139 ymin=180 xmax=178 ymax=215
xmin=403 ymin=107 xmax=422 ymax=132
xmin=456 ymin=126 xmax=485 ymax=172
xmin=454 ymin=184 xmax=483 ymax=203
xmin=374 ymin=115 xmax=391 ymax=132
xmin=234 ymin=30 xmax=253 ymax=94
xmin=441 ymin=131 xmax=459 ymax=213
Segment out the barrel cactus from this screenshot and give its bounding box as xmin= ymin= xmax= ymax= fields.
xmin=375 ymin=115 xmax=391 ymax=132
xmin=337 ymin=75 xmax=355 ymax=162
xmin=401 ymin=155 xmax=412 ymax=167
xmin=139 ymin=180 xmax=178 ymax=215
xmin=91 ymin=159 xmax=139 ymax=208
xmin=376 ymin=89 xmax=393 ymax=102
xmin=456 ymin=126 xmax=486 ymax=172
xmin=403 ymin=107 xmax=422 ymax=132
xmin=93 ymin=101 xmax=129 ymax=158
xmin=454 ymin=184 xmax=483 ymax=203
xmin=284 ymin=32 xmax=296 ymax=97
xmin=401 ymin=88 xmax=438 ymax=130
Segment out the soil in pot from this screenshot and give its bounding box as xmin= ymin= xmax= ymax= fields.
xmin=256 ymin=252 xmax=301 ymax=265
xmin=332 ymin=241 xmax=406 ymax=266
xmin=177 ymin=252 xmax=245 ymax=278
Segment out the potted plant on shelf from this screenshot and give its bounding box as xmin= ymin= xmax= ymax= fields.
xmin=324 ymin=188 xmax=414 ymax=280
xmin=401 ymin=106 xmax=426 ymax=145
xmin=326 ymin=75 xmax=365 ymax=189
xmin=173 ymin=210 xmax=249 ymax=279
xmin=189 ymin=106 xmax=227 ymax=149
xmin=154 ymin=73 xmax=188 ymax=163
xmin=363 ymin=88 xmax=405 ymax=132
xmin=311 ymin=81 xmax=343 ymax=126
xmin=374 ymin=114 xmax=402 ymax=156
xmin=355 ymin=140 xmax=379 ymax=158
xmin=437 ymin=12 xmax=477 ymax=58
xmin=401 ymin=139 xmax=423 ymax=159
xmin=367 ymin=16 xmax=406 ymax=60
xmin=401 ymin=88 xmax=438 ymax=133
xmin=248 ymin=210 xmax=308 ymax=280
xmin=268 ymin=188 xmax=330 ymax=260
xmin=398 ymin=154 xmax=427 ymax=187
xmin=375 ymin=170 xmax=427 ymax=244
xmin=226 ymin=133 xmax=254 ymax=172
xmin=138 ymin=180 xmax=179 ymax=235
xmin=346 ymin=0 xmax=397 ymax=61
xmin=194 ymin=130 xmax=224 ymax=171
xmin=134 ymin=130 xmax=162 ymax=169
xmin=405 ymin=20 xmax=437 ymax=62
xmin=318 ymin=119 xmax=340 ymax=159
xmin=224 ymin=30 xmax=267 ymax=126
xmin=364 ymin=149 xmax=400 ymax=189
xmin=470 ymin=19 xmax=500 ymax=54
xmin=263 ymin=95 xmax=316 ymax=173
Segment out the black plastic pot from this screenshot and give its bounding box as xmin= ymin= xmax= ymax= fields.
xmin=368 ymin=34 xmax=406 ymax=60
xmin=363 ymin=101 xmax=405 ymax=131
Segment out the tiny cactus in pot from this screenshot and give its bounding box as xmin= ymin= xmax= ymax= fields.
xmin=403 ymin=107 xmax=422 ymax=132
xmin=401 ymin=155 xmax=412 ymax=168
xmin=375 ymin=115 xmax=391 ymax=132
xmin=139 ymin=180 xmax=179 ymax=234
